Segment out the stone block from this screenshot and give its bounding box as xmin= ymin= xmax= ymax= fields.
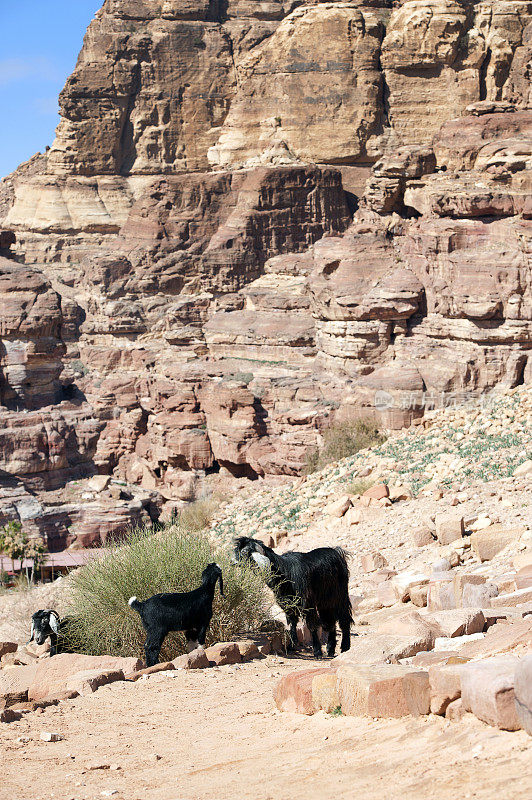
xmin=516 ymin=566 xmax=532 ymax=590
xmin=391 ymin=571 xmax=429 ymax=603
xmin=0 ymin=664 xmax=37 ymax=707
xmin=67 ymin=668 xmax=125 ymax=696
xmin=333 ymin=632 xmax=432 ymax=666
xmin=205 ymin=642 xmax=242 ymax=666
xmin=427 ymin=577 xmax=456 ymax=611
xmin=461 ymin=656 xmax=521 ymax=731
xmin=458 ymin=618 xmax=532 ymax=659
xmin=28 ymin=654 xmax=142 ymax=701
xmin=274 ymin=668 xmax=336 ymax=714
xmin=428 ymin=662 xmax=469 ymax=715
xmin=470 ymin=525 xmax=524 ymax=562
xmin=410 ymin=584 xmax=429 ymax=607
xmin=514 ymin=655 xmax=532 ymax=735
xmin=434 ymin=514 xmax=464 ymax=546
xmin=337 ymin=664 xmax=430 ymax=718
xmin=421 ymin=609 xmax=485 ymax=638
xmin=410 ymin=525 xmax=435 ymax=548
xmin=0 ymin=642 xmax=18 ymax=659
xmin=172 ymin=647 xmax=210 ymax=670
xmin=361 ymin=552 xmax=388 ymax=572
xmin=491 ymin=587 xmax=532 ymax=608
xmin=362 ymin=483 xmax=389 ymax=501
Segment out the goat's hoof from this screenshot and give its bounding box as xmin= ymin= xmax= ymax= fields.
xmin=313 ymin=651 xmax=324 ymax=660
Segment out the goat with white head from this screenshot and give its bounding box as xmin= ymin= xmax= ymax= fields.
xmin=28 ymin=609 xmax=65 ymax=655
xmin=233 ymin=537 xmax=353 ymax=659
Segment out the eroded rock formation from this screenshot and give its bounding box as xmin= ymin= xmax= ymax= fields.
xmin=0 ymin=0 xmax=530 ymax=543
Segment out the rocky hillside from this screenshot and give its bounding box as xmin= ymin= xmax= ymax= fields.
xmin=0 ymin=0 xmax=531 ymax=545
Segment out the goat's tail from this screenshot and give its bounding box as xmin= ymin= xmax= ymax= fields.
xmin=128 ymin=596 xmax=142 ymax=613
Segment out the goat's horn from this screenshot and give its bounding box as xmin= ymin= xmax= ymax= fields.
xmin=27 ymin=621 xmax=35 ymax=644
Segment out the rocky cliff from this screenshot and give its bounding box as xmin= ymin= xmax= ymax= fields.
xmin=0 ymin=0 xmax=530 ymax=545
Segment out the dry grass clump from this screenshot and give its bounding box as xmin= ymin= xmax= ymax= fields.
xmin=345 ymin=478 xmax=375 ymax=496
xmin=65 ymin=525 xmax=272 ymax=661
xmin=169 ymin=496 xmax=222 ymax=533
xmin=304 ymin=419 xmax=386 ymax=474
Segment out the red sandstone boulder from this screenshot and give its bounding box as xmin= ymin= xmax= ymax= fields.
xmin=337 ymin=664 xmax=430 ymax=718
xmin=362 ymin=483 xmax=389 ymax=501
xmin=172 ymin=648 xmax=210 ymax=670
xmin=421 ymin=609 xmax=486 ymax=638
xmin=205 ymin=643 xmax=241 ymax=666
xmin=66 ymin=669 xmax=125 ymax=696
xmin=0 ymin=664 xmax=38 ymax=706
xmin=274 ymin=668 xmax=337 ymax=715
xmin=27 ymin=654 xmax=142 ymax=701
xmin=428 ymin=661 xmax=470 ymax=715
xmin=461 ymin=656 xmax=522 ymax=731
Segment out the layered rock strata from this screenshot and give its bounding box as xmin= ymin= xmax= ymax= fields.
xmin=0 ymin=0 xmax=530 ymax=541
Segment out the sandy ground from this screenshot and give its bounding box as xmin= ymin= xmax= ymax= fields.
xmin=1 ymin=655 xmax=531 ymax=800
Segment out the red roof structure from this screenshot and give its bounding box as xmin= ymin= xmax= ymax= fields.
xmin=0 ymin=549 xmax=106 ymax=572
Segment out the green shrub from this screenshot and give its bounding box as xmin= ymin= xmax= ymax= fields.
xmin=65 ymin=525 xmax=272 ymax=661
xmin=304 ymin=419 xmax=386 ymax=474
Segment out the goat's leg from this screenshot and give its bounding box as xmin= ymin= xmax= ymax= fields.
xmin=319 ymin=610 xmax=337 ymax=658
xmin=305 ymin=609 xmax=323 ymax=659
xmin=144 ymin=629 xmax=165 ymax=668
xmin=339 ymin=613 xmax=352 ymax=652
xmin=285 ymin=611 xmax=299 ymax=652
xmin=185 ymin=628 xmax=199 ymax=652
xmin=196 ymin=624 xmax=209 ymax=647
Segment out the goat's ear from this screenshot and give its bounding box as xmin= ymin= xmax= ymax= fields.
xmin=217 ymin=573 xmax=224 ymax=597
xmin=27 ymin=621 xmax=35 ymax=644
xmin=251 ymin=551 xmax=271 ymax=571
xmin=49 ymin=612 xmax=60 ymax=634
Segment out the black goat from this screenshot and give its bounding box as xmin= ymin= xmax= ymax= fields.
xmin=128 ymin=563 xmax=224 ymax=667
xmin=233 ymin=537 xmax=352 ymax=659
xmin=28 ymin=609 xmax=72 ymax=656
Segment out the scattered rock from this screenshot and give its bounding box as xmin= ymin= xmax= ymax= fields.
xmin=172 ymin=648 xmax=210 ymax=670
xmin=360 ymin=552 xmax=388 ymax=572
xmin=471 ymin=525 xmax=525 ymax=562
xmin=205 ymin=643 xmax=242 ymax=666
xmin=434 ymin=514 xmax=464 ymax=546
xmin=40 ymin=731 xmax=63 ymax=742
xmin=362 ymin=484 xmax=389 ymax=501
xmin=461 ymin=656 xmax=521 ymax=731
xmin=274 ymin=668 xmax=337 ymax=715
xmin=0 ymin=642 xmax=18 ymax=659
xmin=324 ymin=495 xmax=352 ymax=518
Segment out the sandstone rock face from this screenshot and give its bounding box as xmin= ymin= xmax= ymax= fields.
xmin=0 ymin=0 xmax=531 ymax=532
xmin=0 ymin=260 xmax=64 ymax=410
xmin=208 ymin=4 xmax=385 ymax=168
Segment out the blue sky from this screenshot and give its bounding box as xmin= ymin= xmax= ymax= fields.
xmin=0 ymin=1 xmax=102 ymax=178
